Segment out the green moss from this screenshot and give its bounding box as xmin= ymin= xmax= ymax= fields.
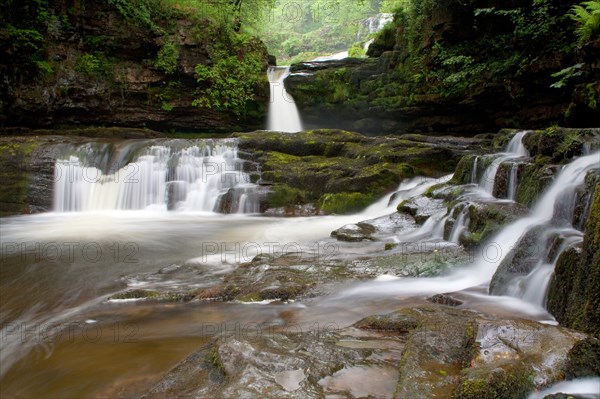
xmin=267 ymin=184 xmax=307 ymax=208
xmin=451 ymin=155 xmax=476 ymax=185
xmin=564 ymin=338 xmax=600 ymax=379
xmin=385 ymin=243 xmax=398 ymax=251
xmin=454 ymin=363 xmax=535 ymax=399
xmin=515 ymin=164 xmax=552 ymax=207
xmin=203 ymin=343 xmax=227 ymax=382
xmin=110 ymin=289 xmax=160 ymax=300
xmin=0 ymin=139 xmax=39 ymax=216
xmin=319 ymin=192 xmax=375 ymax=214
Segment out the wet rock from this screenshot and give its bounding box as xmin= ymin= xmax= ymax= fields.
xmin=427 ymin=293 xmax=464 ymax=307
xmin=331 ymin=212 xmax=417 ymax=242
xmin=489 ymin=226 xmax=553 ymax=295
xmin=236 ymin=129 xmax=483 ymax=212
xmin=461 ymin=201 xmax=527 ymax=248
xmin=397 ymin=195 xmax=446 ymax=225
xmin=547 ymin=183 xmax=600 ymax=336
xmin=142 ymin=304 xmax=588 ymax=399
xmin=563 ymin=338 xmax=600 ymax=379
xmin=331 ymin=223 xmax=376 ymax=242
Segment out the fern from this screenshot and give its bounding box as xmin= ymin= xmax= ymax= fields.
xmin=569 ymin=0 xmax=600 ymax=45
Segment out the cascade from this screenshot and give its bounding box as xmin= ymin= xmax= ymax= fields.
xmin=267 ymin=66 xmax=303 ymax=133
xmin=479 ymin=131 xmax=529 ymax=193
xmin=479 ymin=131 xmax=529 ymax=194
xmin=356 ymin=13 xmax=394 ymax=42
xmin=488 ymin=151 xmax=599 ymax=301
xmin=448 ymin=206 xmax=470 ymax=243
xmin=53 ymin=139 xmax=262 ymax=213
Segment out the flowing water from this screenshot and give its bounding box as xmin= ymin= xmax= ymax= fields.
xmin=54 ymin=139 xmax=262 ymax=213
xmin=267 ymin=66 xmax=303 ymax=133
xmin=1 ymin=134 xmax=598 ymax=398
xmin=479 ymin=130 xmax=529 ymax=194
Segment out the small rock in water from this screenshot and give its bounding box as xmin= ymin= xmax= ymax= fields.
xmin=274 ymin=369 xmax=305 ymax=391
xmin=427 ymin=293 xmax=464 ymax=307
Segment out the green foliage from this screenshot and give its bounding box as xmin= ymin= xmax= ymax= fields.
xmin=75 ymin=53 xmax=113 ymax=77
xmin=319 ymin=192 xmax=374 ymax=214
xmin=348 ymin=43 xmax=366 ymax=58
xmin=34 ymin=60 xmax=54 ymax=77
xmin=268 ymin=184 xmax=307 ymax=207
xmin=260 ymin=0 xmax=380 ymax=62
xmin=106 ymin=0 xmax=166 ymax=33
xmin=569 ymin=0 xmax=600 ymax=45
xmin=550 ymin=63 xmax=584 ymax=88
xmin=193 ymin=36 xmax=264 ymax=116
xmin=155 ymin=39 xmax=179 ymax=74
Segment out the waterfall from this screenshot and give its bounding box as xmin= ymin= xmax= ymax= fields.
xmin=356 ymin=13 xmax=394 ymax=42
xmin=53 ymin=139 xmax=262 ymax=213
xmin=449 ymin=206 xmax=470 ymax=243
xmin=470 ymin=157 xmax=479 ymax=183
xmin=479 ymin=131 xmax=529 ymax=194
xmin=487 ymin=151 xmax=600 ymax=297
xmin=507 ymin=162 xmax=519 ymax=200
xmin=267 ymin=66 xmax=303 ymax=133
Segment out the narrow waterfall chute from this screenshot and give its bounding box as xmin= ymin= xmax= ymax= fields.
xmin=267 ymin=66 xmax=303 ymax=133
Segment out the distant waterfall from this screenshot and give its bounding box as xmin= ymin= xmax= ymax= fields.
xmin=356 ymin=13 xmax=394 ymax=42
xmin=53 ymin=139 xmax=263 ymax=213
xmin=267 ymin=66 xmax=303 ymax=133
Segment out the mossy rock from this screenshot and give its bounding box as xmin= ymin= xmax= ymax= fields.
xmin=319 ymin=192 xmax=375 ymax=214
xmin=515 ymin=163 xmax=558 ymax=208
xmin=548 ymin=185 xmax=600 ymax=336
xmin=454 ymin=362 xmax=535 ymax=399
xmin=355 ymin=309 xmax=421 ymax=333
xmin=563 ymin=338 xmax=600 ymax=379
xmin=461 ymin=202 xmax=526 ymax=248
xmin=0 ymin=139 xmax=39 ymax=216
xmin=450 ymin=155 xmax=477 ymax=185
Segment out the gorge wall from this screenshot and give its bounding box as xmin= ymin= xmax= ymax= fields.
xmin=0 ymin=0 xmax=270 ymax=132
xmin=285 ymin=0 xmax=600 ymax=135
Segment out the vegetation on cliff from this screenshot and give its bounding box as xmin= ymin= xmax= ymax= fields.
xmin=0 ymin=0 xmax=272 ymax=131
xmin=286 ymin=0 xmax=599 ymax=134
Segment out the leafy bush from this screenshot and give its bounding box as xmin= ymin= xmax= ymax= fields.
xmin=193 ymin=37 xmax=264 ymax=116
xmin=569 ymin=0 xmax=600 ymax=45
xmin=348 ymin=43 xmax=366 ymax=58
xmin=75 ymin=53 xmax=113 ymax=77
xmin=155 ymin=39 xmax=179 ymax=74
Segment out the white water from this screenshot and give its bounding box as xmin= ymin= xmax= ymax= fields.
xmin=528 ymin=377 xmax=600 ymax=399
xmin=507 ymin=162 xmax=519 ymax=200
xmin=504 ymin=228 xmax=583 ymax=306
xmin=471 ymin=156 xmax=479 ymax=183
xmin=356 ymin=13 xmax=394 ymax=41
xmin=312 ymin=51 xmax=348 ymax=61
xmin=267 ymin=66 xmax=303 ymax=133
xmin=54 ymin=140 xmax=261 ymax=213
xmin=449 ymin=206 xmax=470 ymax=243
xmin=479 ymin=131 xmax=529 ymax=194
xmin=331 ymin=151 xmax=600 ymax=305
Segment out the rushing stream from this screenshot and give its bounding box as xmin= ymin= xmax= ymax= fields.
xmin=1 ymin=134 xmax=599 ymax=398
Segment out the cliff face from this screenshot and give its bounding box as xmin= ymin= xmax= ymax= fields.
xmin=0 ymin=0 xmax=270 ymax=132
xmin=286 ymin=0 xmax=600 ymax=135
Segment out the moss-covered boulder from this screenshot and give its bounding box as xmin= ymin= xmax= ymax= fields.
xmin=547 ymin=182 xmax=600 ymax=336
xmin=460 ymin=201 xmax=527 ymax=248
xmin=237 ymin=129 xmax=484 ymax=214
